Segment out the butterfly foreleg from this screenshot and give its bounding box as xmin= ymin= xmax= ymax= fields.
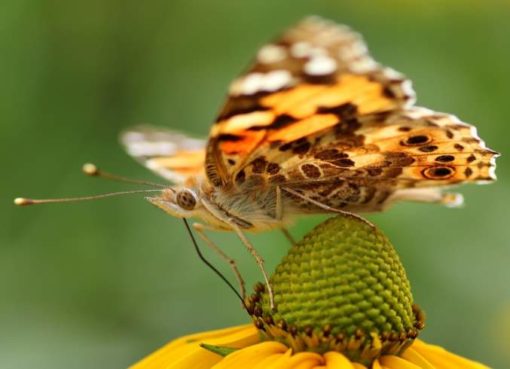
xmin=281 ymin=186 xmax=376 ymax=229
xmin=228 ymin=221 xmax=275 ymax=311
xmin=281 ymin=228 xmax=297 ymax=246
xmin=192 ymin=222 xmax=246 ymax=300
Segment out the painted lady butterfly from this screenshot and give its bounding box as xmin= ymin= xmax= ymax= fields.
xmin=19 ymin=17 xmax=499 ymax=308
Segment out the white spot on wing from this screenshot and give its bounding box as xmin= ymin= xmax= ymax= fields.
xmin=263 ymin=70 xmax=292 ymax=91
xmin=127 ymin=142 xmax=178 ymax=157
xmin=229 ymin=70 xmax=292 ymax=96
xmin=404 ymin=107 xmax=435 ymax=119
xmin=304 ymin=55 xmax=337 ymax=76
xmin=349 ymin=58 xmax=378 ymax=73
xmin=400 ymin=80 xmax=416 ymax=105
xmin=122 ymin=129 xmax=204 ymax=157
xmin=488 ymin=164 xmax=497 ymax=180
xmin=469 ymin=125 xmax=480 ymax=141
xmin=382 ymin=67 xmax=404 ymax=80
xmin=241 ymin=73 xmax=264 ymax=95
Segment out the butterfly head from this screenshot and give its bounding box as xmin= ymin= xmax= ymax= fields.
xmin=146 ymin=187 xmax=201 ymax=218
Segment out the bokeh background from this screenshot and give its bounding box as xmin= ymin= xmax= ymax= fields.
xmin=2 ymin=1 xmax=509 ymax=368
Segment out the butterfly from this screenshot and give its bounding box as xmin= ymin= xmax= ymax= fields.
xmin=28 ymin=16 xmax=500 ymax=309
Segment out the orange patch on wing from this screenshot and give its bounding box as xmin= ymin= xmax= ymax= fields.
xmin=261 ymin=74 xmax=393 ymax=118
xmin=261 ymin=84 xmax=327 ymax=118
xmin=219 ymin=130 xmax=266 ymax=155
xmin=150 ymin=150 xmax=205 ymax=169
xmin=268 ymin=114 xmax=339 ymax=142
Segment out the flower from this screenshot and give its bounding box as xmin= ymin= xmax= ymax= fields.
xmin=129 ymin=324 xmax=489 ymax=369
xmin=129 ymin=216 xmax=490 ymax=369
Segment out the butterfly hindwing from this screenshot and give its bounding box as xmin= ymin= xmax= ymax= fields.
xmin=224 ymin=106 xmax=497 ymax=212
xmin=121 ymin=126 xmax=206 ymax=184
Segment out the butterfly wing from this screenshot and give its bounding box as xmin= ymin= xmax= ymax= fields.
xmin=121 ymin=17 xmax=497 ymax=216
xmin=204 ymin=16 xmax=497 ymax=214
xmin=269 ymin=107 xmax=498 ymax=213
xmin=121 ymin=126 xmax=206 ymax=184
xmin=206 ymin=16 xmax=415 ymax=187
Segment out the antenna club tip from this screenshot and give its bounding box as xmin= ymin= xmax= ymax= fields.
xmin=82 ymin=163 xmax=98 ymax=176
xmin=14 ymin=197 xmax=33 ymax=206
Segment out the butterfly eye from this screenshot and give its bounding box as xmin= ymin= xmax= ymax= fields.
xmin=176 ymin=189 xmax=197 ymax=210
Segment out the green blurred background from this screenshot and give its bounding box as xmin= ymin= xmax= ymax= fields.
xmin=2 ymin=1 xmax=509 ymax=368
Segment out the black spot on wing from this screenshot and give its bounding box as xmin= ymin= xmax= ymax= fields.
xmin=418 ymin=145 xmax=438 ymax=153
xmin=216 ymin=98 xmax=268 ymax=122
xmin=435 ymin=155 xmax=455 ymax=163
xmin=266 ymin=162 xmax=280 ymax=174
xmin=317 ymin=103 xmax=358 ymax=120
xmin=217 ymin=133 xmax=243 ymax=142
xmin=250 ymin=156 xmax=268 ymax=174
xmin=301 ymin=163 xmax=322 ymax=178
xmin=279 ymin=137 xmax=311 ymax=156
xmin=247 ymin=114 xmax=297 ymax=131
xmin=401 ymin=135 xmax=431 ymax=146
xmin=315 ymin=149 xmax=349 ymax=161
xmin=235 ymin=169 xmax=246 ymax=185
xmin=422 ymin=166 xmax=455 ymax=179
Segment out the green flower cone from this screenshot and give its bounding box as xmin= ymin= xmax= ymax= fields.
xmin=246 ymin=215 xmax=424 ymax=365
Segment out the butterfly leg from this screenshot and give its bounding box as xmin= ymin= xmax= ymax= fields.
xmin=281 ymin=187 xmax=375 ymax=228
xmin=281 ymin=228 xmax=297 ymax=245
xmin=229 ymin=222 xmax=275 ymax=311
xmin=192 ymin=222 xmax=246 ymax=300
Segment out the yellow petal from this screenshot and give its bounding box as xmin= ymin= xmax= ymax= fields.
xmin=324 ymin=352 xmax=360 ymax=369
xmin=200 ymin=325 xmax=260 ymax=348
xmin=254 ymin=350 xmax=293 ymax=369
xmin=412 ymin=340 xmax=490 ymax=369
xmin=379 ymin=355 xmax=423 ymax=369
xmin=130 ymin=324 xmax=259 ymax=369
xmin=373 ymin=360 xmax=397 ymax=369
xmin=352 ymin=363 xmax=367 ymax=369
xmin=400 ymin=348 xmax=436 ymax=369
xmin=372 ymin=360 xmax=383 ymax=369
xmin=283 ymin=352 xmax=324 ymax=369
xmin=212 ymin=341 xmax=288 ymax=369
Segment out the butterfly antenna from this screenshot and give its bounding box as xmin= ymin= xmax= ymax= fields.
xmin=82 ymin=163 xmax=167 ymax=189
xmin=182 ymin=218 xmax=246 ymax=307
xmin=14 ymin=189 xmax=162 ymax=206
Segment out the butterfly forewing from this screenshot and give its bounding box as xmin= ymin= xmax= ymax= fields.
xmin=206 ymin=16 xmax=416 ymax=188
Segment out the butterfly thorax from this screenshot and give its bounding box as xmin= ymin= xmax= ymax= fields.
xmin=145 ymin=179 xmax=288 ymax=232
xmin=209 ymin=185 xmax=294 ymax=232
